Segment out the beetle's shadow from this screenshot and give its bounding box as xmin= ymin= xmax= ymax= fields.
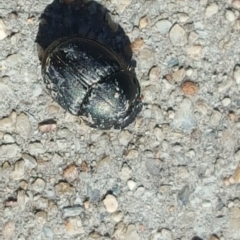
xmin=35 ymin=0 xmax=133 ymax=66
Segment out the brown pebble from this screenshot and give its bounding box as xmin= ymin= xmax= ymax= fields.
xmin=131 ymin=37 xmax=144 ymax=53
xmin=139 ymin=16 xmax=148 ymax=29
xmin=181 ymin=81 xmax=199 ymax=95
xmin=38 ymin=119 xmax=57 ymax=133
xmin=164 ymin=74 xmax=173 ymax=83
xmin=63 ymin=164 xmax=78 ymax=182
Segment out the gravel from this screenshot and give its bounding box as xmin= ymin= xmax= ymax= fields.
xmin=0 ymin=0 xmax=240 ymax=239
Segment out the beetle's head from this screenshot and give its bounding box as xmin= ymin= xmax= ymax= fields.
xmin=79 ymin=71 xmax=142 ymax=130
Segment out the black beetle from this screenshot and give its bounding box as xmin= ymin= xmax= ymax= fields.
xmin=41 ymin=37 xmax=142 ymax=130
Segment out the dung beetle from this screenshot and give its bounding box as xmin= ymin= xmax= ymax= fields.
xmin=41 ymin=37 xmax=142 ymax=129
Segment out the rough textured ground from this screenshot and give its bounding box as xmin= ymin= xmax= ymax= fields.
xmin=0 ymin=0 xmax=240 ymax=239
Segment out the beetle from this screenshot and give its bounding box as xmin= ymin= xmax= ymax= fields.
xmin=41 ymin=37 xmax=142 ymax=130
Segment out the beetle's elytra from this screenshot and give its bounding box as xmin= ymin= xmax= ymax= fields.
xmin=41 ymin=37 xmax=142 ymax=130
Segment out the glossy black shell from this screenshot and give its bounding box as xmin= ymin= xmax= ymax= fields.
xmin=41 ymin=37 xmax=142 ymax=129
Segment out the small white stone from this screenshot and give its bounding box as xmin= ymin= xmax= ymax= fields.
xmin=119 ymin=163 xmax=132 ymax=181
xmin=3 ymin=133 xmax=15 ymax=143
xmin=210 ymin=110 xmax=222 ymax=126
xmin=186 ymin=67 xmax=193 ymax=76
xmin=111 ymin=211 xmax=123 ymax=222
xmin=222 ymin=97 xmax=231 ymax=106
xmin=155 ymin=19 xmax=172 ymax=35
xmin=127 ymin=179 xmax=137 ymax=190
xmin=125 ymin=224 xmax=140 ymax=240
xmin=226 ymin=10 xmax=236 ymax=21
xmin=28 ymin=142 xmax=45 ymax=155
xmin=36 ymin=211 xmax=48 ymax=225
xmin=31 ymin=178 xmax=45 ymax=193
xmin=232 ymin=0 xmax=240 ymax=9
xmin=11 ymin=159 xmax=25 ymax=179
xmin=205 ymin=3 xmax=218 ymax=18
xmin=234 ymin=65 xmax=240 ymax=84
xmin=169 ymin=24 xmax=187 ymax=46
xmin=103 ymin=194 xmax=118 ymax=213
xmin=2 ymin=221 xmax=15 ymax=239
xmin=178 ymin=13 xmax=189 ymax=23
xmin=118 ymin=130 xmax=132 ymax=146
xmin=65 ymin=217 xmax=85 ymax=236
xmin=16 ymin=113 xmax=32 ymax=139
xmin=134 ymin=186 xmax=145 ymax=197
xmin=0 ymin=19 xmax=8 ymax=40
xmin=187 ymin=45 xmax=203 ymax=60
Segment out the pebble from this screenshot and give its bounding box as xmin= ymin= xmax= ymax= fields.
xmin=22 ymin=154 xmax=37 ymax=170
xmin=5 ymin=54 xmax=21 ymax=67
xmin=134 ymin=186 xmax=145 ymax=197
xmin=38 ymin=120 xmax=57 ymax=133
xmin=42 ymin=226 xmax=54 ymax=239
xmin=63 ymin=164 xmax=78 ymax=182
xmin=125 ymin=224 xmax=140 ymax=240
xmin=88 ymin=231 xmax=102 ymax=239
xmin=103 ymin=194 xmax=118 ymax=213
xmin=119 ymin=163 xmax=132 ymax=181
xmin=155 ymin=19 xmax=172 ymax=35
xmin=221 ymin=97 xmax=231 ymax=106
xmin=2 ymin=221 xmax=15 ymax=239
xmin=3 ymin=133 xmax=15 ymax=143
xmin=233 ymin=165 xmax=240 ymax=182
xmin=172 ymin=98 xmax=196 ymax=132
xmin=178 ymin=13 xmax=189 ymax=23
xmin=62 ymin=205 xmax=83 ymax=218
xmin=64 ymin=217 xmax=85 ymax=236
xmin=0 ymin=19 xmax=8 ymax=40
xmin=16 ymin=113 xmax=32 ymax=139
xmin=209 ymin=110 xmax=222 ymax=126
xmin=233 ymin=65 xmax=240 ymax=84
xmin=96 ymin=156 xmax=111 ymax=171
xmin=232 ymin=0 xmax=240 ymax=9
xmin=111 ymin=0 xmax=132 ymax=13
xmin=139 ymin=16 xmax=148 ymax=29
xmin=178 ymin=185 xmax=190 ymax=206
xmin=17 ymin=189 xmax=28 ymax=210
xmin=11 ymin=159 xmax=25 ymax=179
xmin=172 ymin=68 xmax=186 ymax=82
xmin=118 ymin=130 xmax=132 ymax=146
xmin=113 ymin=222 xmax=126 ymax=239
xmin=218 ymin=78 xmax=233 ymax=92
xmin=169 ymin=24 xmax=187 ymax=46
xmin=137 ymin=48 xmax=155 ymax=71
xmin=55 ymin=182 xmax=74 ymax=196
xmin=28 ymin=142 xmax=45 ymax=155
xmin=125 ymin=149 xmax=138 ymax=160
xmin=187 ymin=45 xmax=203 ymax=60
xmin=145 ymin=158 xmax=162 ymax=176
xmin=131 ymin=37 xmax=144 ymax=53
xmin=31 ymin=178 xmax=45 ymax=192
xmin=0 ymin=111 xmax=16 ymax=131
xmin=111 ymin=211 xmax=124 ymax=222
xmin=127 ymin=179 xmax=137 ymax=190
xmin=149 ymin=66 xmax=160 ymax=82
xmin=205 ymin=3 xmax=219 ymax=18
xmin=154 ymin=127 xmax=164 ymax=141
xmin=189 ymin=31 xmax=199 ymax=43
xmin=226 ymin=10 xmax=236 ymax=21
xmin=36 ymin=210 xmax=48 ymax=225
xmin=181 ymin=81 xmax=199 ymax=95
xmin=0 ymin=144 xmax=20 ymax=160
